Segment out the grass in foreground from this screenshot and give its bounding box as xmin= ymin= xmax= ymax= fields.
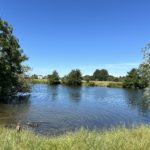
xmin=0 ymin=125 xmax=150 ymax=150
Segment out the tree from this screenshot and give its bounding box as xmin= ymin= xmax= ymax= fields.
xmin=123 ymin=68 xmax=146 ymax=89
xmin=62 ymin=69 xmax=82 ymax=86
xmin=0 ymin=18 xmax=29 ymax=100
xmin=93 ymin=69 xmax=109 ymax=81
xmin=139 ymin=43 xmax=150 ymax=97
xmin=48 ymin=70 xmax=60 ymax=85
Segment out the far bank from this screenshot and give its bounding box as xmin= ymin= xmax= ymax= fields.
xmin=26 ymin=79 xmax=123 ymax=88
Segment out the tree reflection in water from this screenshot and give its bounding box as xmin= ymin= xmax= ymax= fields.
xmin=125 ymin=89 xmax=150 ymax=115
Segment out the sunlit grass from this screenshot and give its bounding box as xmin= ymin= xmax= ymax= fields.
xmin=27 ymin=79 xmax=123 ymax=88
xmin=82 ymin=81 xmax=123 ymax=88
xmin=26 ymin=79 xmax=48 ymax=84
xmin=0 ymin=125 xmax=150 ymax=150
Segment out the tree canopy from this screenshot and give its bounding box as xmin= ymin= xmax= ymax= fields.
xmin=139 ymin=43 xmax=150 ymax=97
xmin=0 ymin=18 xmax=29 ymax=100
xmin=62 ymin=69 xmax=82 ymax=86
xmin=48 ymin=70 xmax=60 ymax=85
xmin=93 ymin=69 xmax=109 ymax=81
xmin=123 ymin=68 xmax=146 ymax=89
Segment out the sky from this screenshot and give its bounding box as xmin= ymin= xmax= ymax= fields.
xmin=0 ymin=0 xmax=150 ymax=77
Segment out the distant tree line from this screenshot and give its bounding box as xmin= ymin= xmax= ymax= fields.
xmin=82 ymin=69 xmax=125 ymax=82
xmin=29 ymin=43 xmax=150 ymax=90
xmin=29 ymin=44 xmax=150 ymax=89
xmin=38 ymin=69 xmax=124 ymax=86
xmin=29 ymin=59 xmax=149 ymax=89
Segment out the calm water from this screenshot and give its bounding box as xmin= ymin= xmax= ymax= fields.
xmin=0 ymin=84 xmax=150 ymax=135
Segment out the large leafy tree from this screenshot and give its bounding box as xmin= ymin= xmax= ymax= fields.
xmin=93 ymin=69 xmax=109 ymax=81
xmin=123 ymin=68 xmax=145 ymax=89
xmin=48 ymin=70 xmax=60 ymax=85
xmin=0 ymin=18 xmax=29 ymax=100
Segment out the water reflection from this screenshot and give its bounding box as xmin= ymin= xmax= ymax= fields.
xmin=124 ymin=89 xmax=150 ymax=115
xmin=0 ymin=95 xmax=31 ymax=125
xmin=48 ymin=85 xmax=59 ymax=101
xmin=0 ymin=94 xmax=31 ymax=105
xmin=65 ymin=86 xmax=81 ymax=103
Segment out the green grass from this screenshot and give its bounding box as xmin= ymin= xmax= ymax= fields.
xmin=107 ymin=82 xmax=123 ymax=88
xmin=82 ymin=81 xmax=123 ymax=88
xmin=0 ymin=125 xmax=150 ymax=150
xmin=26 ymin=79 xmax=48 ymax=84
xmin=27 ymin=79 xmax=123 ymax=88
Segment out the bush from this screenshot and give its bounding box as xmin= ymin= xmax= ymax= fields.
xmin=62 ymin=69 xmax=82 ymax=86
xmin=48 ymin=71 xmax=60 ymax=85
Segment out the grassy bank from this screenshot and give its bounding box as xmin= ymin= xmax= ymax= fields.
xmin=26 ymin=79 xmax=48 ymax=84
xmin=0 ymin=125 xmax=150 ymax=150
xmin=82 ymin=81 xmax=123 ymax=88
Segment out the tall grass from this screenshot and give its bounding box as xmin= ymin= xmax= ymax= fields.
xmin=0 ymin=125 xmax=150 ymax=150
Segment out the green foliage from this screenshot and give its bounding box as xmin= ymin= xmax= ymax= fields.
xmin=82 ymin=81 xmax=96 ymax=86
xmin=139 ymin=43 xmax=150 ymax=97
xmin=0 ymin=125 xmax=150 ymax=150
xmin=107 ymin=82 xmax=123 ymax=88
xmin=123 ymin=68 xmax=147 ymax=89
xmin=0 ymin=18 xmax=29 ymax=100
xmin=93 ymin=69 xmax=109 ymax=81
xmin=48 ymin=70 xmax=60 ymax=85
xmin=27 ymin=79 xmax=48 ymax=84
xmin=82 ymin=75 xmax=92 ymax=83
xmin=123 ymin=43 xmax=150 ymax=90
xmin=107 ymin=75 xmax=125 ymax=82
xmin=62 ymin=69 xmax=82 ymax=86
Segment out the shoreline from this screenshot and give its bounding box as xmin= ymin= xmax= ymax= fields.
xmin=26 ymin=79 xmax=123 ymax=88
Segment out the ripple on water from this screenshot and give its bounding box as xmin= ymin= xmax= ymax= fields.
xmin=0 ymin=84 xmax=149 ymax=135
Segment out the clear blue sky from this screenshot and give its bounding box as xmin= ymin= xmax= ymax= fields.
xmin=1 ymin=0 xmax=150 ymax=76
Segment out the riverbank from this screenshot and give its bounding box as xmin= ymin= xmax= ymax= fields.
xmin=27 ymin=79 xmax=123 ymax=88
xmin=26 ymin=79 xmax=48 ymax=84
xmin=0 ymin=125 xmax=150 ymax=150
xmin=82 ymin=81 xmax=123 ymax=88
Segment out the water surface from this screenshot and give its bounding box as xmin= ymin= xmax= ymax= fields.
xmin=0 ymin=84 xmax=150 ymax=135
